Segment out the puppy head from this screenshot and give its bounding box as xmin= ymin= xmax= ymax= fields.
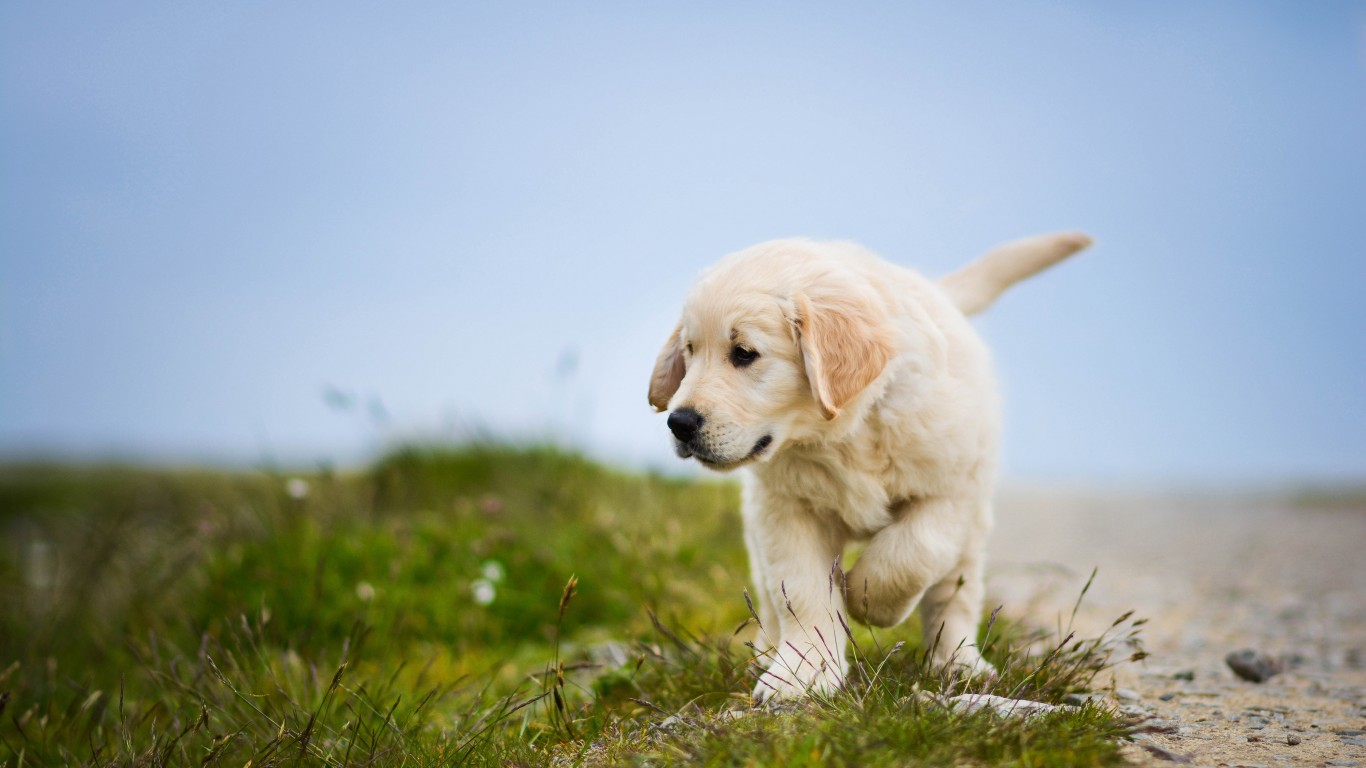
xmin=648 ymin=242 xmax=896 ymax=470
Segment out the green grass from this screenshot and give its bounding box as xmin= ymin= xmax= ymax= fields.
xmin=0 ymin=445 xmax=1143 ymax=766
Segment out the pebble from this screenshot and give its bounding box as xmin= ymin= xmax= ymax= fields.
xmin=1145 ymin=719 xmax=1181 ymax=734
xmin=1172 ymin=669 xmax=1196 ymax=681
xmin=1116 ymin=688 xmax=1142 ymax=702
xmin=1325 ymin=762 xmax=1360 ymax=768
xmin=1136 ymin=742 xmax=1193 ymax=763
xmin=1062 ymin=692 xmax=1105 ymax=707
xmin=1343 ymin=737 xmax=1366 ymax=747
xmin=1226 ymin=648 xmax=1282 ymax=682
xmin=1286 ymin=733 xmax=1301 ymax=745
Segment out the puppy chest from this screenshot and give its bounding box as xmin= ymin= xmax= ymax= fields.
xmin=765 ymin=461 xmax=898 ymax=536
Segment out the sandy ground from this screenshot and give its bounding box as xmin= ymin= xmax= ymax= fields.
xmin=987 ymin=487 xmax=1366 ymax=768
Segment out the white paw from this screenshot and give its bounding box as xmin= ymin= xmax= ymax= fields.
xmin=752 ymin=643 xmax=846 ymax=703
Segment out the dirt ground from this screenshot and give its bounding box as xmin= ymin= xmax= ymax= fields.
xmin=987 ymin=487 xmax=1366 ymax=768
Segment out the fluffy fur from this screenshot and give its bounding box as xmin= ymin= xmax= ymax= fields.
xmin=649 ymin=232 xmax=1091 ymax=701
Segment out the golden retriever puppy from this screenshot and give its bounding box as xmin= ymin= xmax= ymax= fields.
xmin=648 ymin=232 xmax=1091 ymax=702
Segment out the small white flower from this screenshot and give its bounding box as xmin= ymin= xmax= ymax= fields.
xmin=480 ymin=559 xmax=506 ymax=583
xmin=25 ymin=539 xmax=56 ymax=590
xmin=471 ymin=579 xmax=496 ymax=606
xmin=356 ymin=581 xmax=376 ymax=602
xmin=286 ymin=478 xmax=310 ymax=499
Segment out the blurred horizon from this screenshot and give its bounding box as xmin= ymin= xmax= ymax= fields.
xmin=3 ymin=3 xmax=1364 ymax=487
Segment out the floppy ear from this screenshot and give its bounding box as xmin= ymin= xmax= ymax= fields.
xmin=648 ymin=323 xmax=686 ymax=412
xmin=795 ymin=292 xmax=895 ymax=419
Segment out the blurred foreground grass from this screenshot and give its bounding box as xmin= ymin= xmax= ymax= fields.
xmin=0 ymin=445 xmax=1141 ymax=766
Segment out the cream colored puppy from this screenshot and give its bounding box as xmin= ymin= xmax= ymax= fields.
xmin=648 ymin=232 xmax=1091 ymax=702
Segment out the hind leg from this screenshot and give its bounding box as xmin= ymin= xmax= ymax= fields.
xmin=919 ymin=548 xmax=994 ymax=675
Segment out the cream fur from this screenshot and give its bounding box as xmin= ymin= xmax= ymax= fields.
xmin=649 ymin=232 xmax=1091 ymax=701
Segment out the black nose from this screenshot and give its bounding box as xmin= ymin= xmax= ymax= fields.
xmin=667 ymin=407 xmax=704 ymax=442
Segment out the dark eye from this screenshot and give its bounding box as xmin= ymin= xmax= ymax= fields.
xmin=730 ymin=345 xmax=759 ymax=367
xmin=685 ymin=343 xmax=693 ymax=355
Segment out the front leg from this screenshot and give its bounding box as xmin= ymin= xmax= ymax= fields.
xmin=744 ymin=488 xmax=848 ymax=702
xmin=844 ymin=495 xmax=994 ymax=673
xmin=742 ymin=505 xmax=780 ymax=656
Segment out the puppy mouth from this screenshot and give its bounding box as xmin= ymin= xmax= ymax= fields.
xmin=675 ymin=434 xmax=774 ymax=470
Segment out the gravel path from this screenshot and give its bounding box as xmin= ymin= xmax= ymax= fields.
xmin=988 ymin=488 xmax=1366 ymax=767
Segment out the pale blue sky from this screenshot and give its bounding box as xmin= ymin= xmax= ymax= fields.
xmin=2 ymin=2 xmax=1363 ymax=484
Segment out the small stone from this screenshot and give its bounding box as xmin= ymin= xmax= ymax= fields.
xmin=1326 ymin=762 xmax=1360 ymax=767
xmin=1346 ymin=648 xmax=1364 ymax=669
xmin=1160 ymin=692 xmax=1178 ymax=701
xmin=1247 ymin=734 xmax=1261 ymax=742
xmin=1172 ymin=669 xmax=1196 ymax=681
xmin=1226 ymin=649 xmax=1282 ymax=683
xmin=1145 ymin=719 xmax=1181 ymax=734
xmin=1063 ymin=692 xmax=1105 ymax=707
xmin=1343 ymin=737 xmax=1366 ymax=747
xmin=1137 ymin=742 xmax=1193 ymax=763
xmin=1116 ymin=688 xmax=1142 ymax=702
xmin=1286 ymin=733 xmax=1301 ymax=745
xmin=1336 ymin=728 xmax=1366 ymax=736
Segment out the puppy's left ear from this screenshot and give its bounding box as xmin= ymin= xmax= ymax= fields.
xmin=795 ymin=292 xmax=895 ymax=419
xmin=648 ymin=323 xmax=686 ymax=412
